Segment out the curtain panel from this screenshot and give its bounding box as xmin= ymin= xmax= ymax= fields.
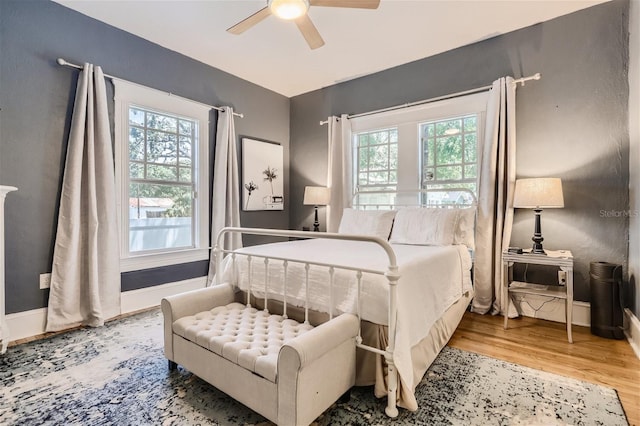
xmin=207 ymin=107 xmax=242 ymax=284
xmin=46 ymin=64 xmax=121 ymax=332
xmin=471 ymin=77 xmax=517 ymax=315
xmin=327 ymin=114 xmax=352 ymax=232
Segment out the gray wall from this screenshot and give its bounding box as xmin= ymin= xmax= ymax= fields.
xmin=290 ymin=0 xmax=630 ymax=305
xmin=0 ymin=0 xmax=290 ymax=314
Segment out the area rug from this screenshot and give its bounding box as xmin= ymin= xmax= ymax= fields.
xmin=0 ymin=309 xmax=628 ymax=425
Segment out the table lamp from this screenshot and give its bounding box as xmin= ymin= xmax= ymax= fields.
xmin=303 ymin=186 xmax=330 ymax=232
xmin=513 ymin=178 xmax=564 ymax=254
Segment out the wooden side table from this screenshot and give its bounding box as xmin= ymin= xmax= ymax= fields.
xmin=502 ymin=249 xmax=574 ymax=343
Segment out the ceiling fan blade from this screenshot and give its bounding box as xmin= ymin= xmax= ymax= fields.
xmin=310 ymin=0 xmax=380 ymax=9
xmin=227 ymin=7 xmax=272 ymax=35
xmin=295 ymin=14 xmax=325 ymax=49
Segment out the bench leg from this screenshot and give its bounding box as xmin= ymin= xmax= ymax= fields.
xmin=168 ymin=360 xmax=177 ymax=371
xmin=338 ymin=389 xmax=351 ymax=403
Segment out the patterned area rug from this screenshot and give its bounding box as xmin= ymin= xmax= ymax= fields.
xmin=0 ymin=309 xmax=628 ymax=425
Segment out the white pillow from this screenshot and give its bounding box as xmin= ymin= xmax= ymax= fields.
xmin=338 ymin=209 xmax=396 ymax=240
xmin=453 ymin=207 xmax=476 ymax=250
xmin=389 ymin=208 xmax=457 ymax=245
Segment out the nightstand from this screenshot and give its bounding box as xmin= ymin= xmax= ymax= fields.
xmin=502 ymin=249 xmax=574 ymax=343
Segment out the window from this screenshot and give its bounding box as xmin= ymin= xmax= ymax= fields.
xmin=420 ymin=114 xmax=478 ymax=205
xmin=114 ymin=81 xmax=210 ymax=271
xmin=351 ymin=92 xmax=488 ymax=207
xmin=355 ymin=128 xmax=398 ymax=209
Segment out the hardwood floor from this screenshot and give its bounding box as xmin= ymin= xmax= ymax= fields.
xmin=449 ymin=312 xmax=640 ymax=426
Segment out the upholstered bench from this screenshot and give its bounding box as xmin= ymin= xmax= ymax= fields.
xmin=162 ymin=283 xmax=359 ymax=426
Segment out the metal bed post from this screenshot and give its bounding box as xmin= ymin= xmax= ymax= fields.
xmin=213 ymin=243 xmax=222 ymax=286
xmin=384 ymin=264 xmax=400 ymax=418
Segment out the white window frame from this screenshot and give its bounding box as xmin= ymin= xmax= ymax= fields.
xmin=350 ymin=92 xmax=489 ymax=197
xmin=114 ymin=80 xmax=210 ymax=272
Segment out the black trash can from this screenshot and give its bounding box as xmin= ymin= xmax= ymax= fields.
xmin=590 ymin=262 xmax=624 ymax=339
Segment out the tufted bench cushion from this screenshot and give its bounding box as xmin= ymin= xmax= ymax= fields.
xmin=172 ymin=302 xmax=315 ymax=382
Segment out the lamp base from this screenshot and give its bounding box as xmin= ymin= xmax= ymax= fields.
xmin=531 ymin=208 xmax=546 ymax=255
xmin=313 ymin=205 xmax=320 ymax=232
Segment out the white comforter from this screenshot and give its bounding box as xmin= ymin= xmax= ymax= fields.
xmin=217 ymin=238 xmax=473 ymax=406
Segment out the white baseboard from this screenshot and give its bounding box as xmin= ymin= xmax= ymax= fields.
xmin=6 ymin=276 xmax=207 ymax=343
xmin=511 ymin=294 xmax=590 ymax=327
xmin=624 ymin=308 xmax=640 ymax=360
xmin=120 ymin=276 xmax=206 ymax=313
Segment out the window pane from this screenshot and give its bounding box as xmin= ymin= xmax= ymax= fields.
xmin=424 ymin=123 xmax=434 ymax=138
xmin=436 ymin=136 xmax=463 ymax=165
xmin=372 ymin=145 xmax=389 ymax=169
xmin=370 ymin=171 xmax=388 ymax=184
xmin=146 ymin=111 xmax=177 ymax=132
xmin=436 ymin=119 xmax=462 ymax=136
xmin=129 ymin=108 xmax=145 ymax=127
xmin=178 ymin=137 xmax=192 ymax=156
xmin=178 ymin=119 xmax=193 ymax=135
xmin=147 ymin=164 xmax=177 ymax=181
xmin=358 ymin=148 xmax=369 ymax=170
xmin=354 ymin=128 xmax=397 ymax=192
xmin=389 ymin=144 xmax=398 ymax=169
xmin=464 ymin=164 xmax=477 ymax=179
xmin=147 ymin=131 xmax=178 ymax=164
xmin=423 ymin=138 xmax=434 ymax=167
xmin=130 ymin=162 xmax=143 ymax=179
xmin=371 ymin=131 xmax=388 ymax=145
xmin=129 ymin=183 xmax=193 ymax=252
xmin=436 ymin=166 xmax=462 ymax=180
xmin=358 ymin=172 xmax=368 ymax=186
xmin=390 ymin=129 xmax=398 ymax=143
xmin=464 ymin=116 xmax=477 ymax=132
xmin=179 ymin=167 xmax=192 ymax=183
xmin=129 ymin=127 xmax=145 ymax=161
xmin=464 ymin=134 xmax=477 ymax=162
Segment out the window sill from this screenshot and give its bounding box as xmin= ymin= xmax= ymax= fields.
xmin=120 ymin=248 xmax=209 ymax=272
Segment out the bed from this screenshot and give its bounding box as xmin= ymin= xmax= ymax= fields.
xmin=212 ymin=189 xmax=476 ymax=417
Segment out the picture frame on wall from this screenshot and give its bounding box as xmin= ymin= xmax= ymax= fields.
xmin=242 ymin=138 xmax=284 ymax=211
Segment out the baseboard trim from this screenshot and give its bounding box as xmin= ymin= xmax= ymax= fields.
xmin=120 ymin=277 xmax=207 ymax=313
xmin=511 ymin=294 xmax=590 ymax=327
xmin=6 ymin=277 xmax=207 ymax=343
xmin=624 ymin=308 xmax=640 ymax=360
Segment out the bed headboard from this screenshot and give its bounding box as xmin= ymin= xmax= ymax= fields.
xmin=352 ymin=188 xmax=477 ymax=210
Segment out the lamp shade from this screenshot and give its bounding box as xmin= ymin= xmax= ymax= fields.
xmin=303 ymin=186 xmax=330 ymax=206
xmin=513 ymin=178 xmax=564 ymax=209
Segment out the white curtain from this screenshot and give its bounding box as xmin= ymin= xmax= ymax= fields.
xmin=207 ymin=106 xmax=242 ymax=284
xmin=472 ymin=77 xmax=517 ymax=315
xmin=327 ymin=114 xmax=352 ymax=232
xmin=46 ymin=64 xmax=120 ymax=332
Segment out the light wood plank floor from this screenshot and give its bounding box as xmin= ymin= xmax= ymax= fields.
xmin=449 ymin=312 xmax=640 ymax=425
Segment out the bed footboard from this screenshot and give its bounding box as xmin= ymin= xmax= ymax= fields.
xmin=213 ymin=227 xmax=401 ymax=418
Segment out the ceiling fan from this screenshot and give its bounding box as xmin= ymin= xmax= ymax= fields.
xmin=227 ymin=0 xmax=380 ymax=50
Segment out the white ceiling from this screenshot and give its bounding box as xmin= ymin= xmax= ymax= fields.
xmin=54 ymin=0 xmax=608 ymax=97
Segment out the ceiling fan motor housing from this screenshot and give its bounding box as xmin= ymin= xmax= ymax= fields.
xmin=269 ymin=0 xmax=310 ymax=20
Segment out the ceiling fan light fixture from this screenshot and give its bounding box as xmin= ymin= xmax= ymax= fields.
xmin=269 ymin=0 xmax=309 ymax=20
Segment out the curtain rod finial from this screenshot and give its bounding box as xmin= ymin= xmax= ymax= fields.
xmin=56 ymin=58 xmax=66 ymax=66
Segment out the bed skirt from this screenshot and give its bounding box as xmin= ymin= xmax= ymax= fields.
xmin=234 ymin=288 xmax=473 ymax=411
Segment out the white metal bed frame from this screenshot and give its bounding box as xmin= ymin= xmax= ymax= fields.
xmin=212 ymin=188 xmax=476 ymax=418
xmin=214 ymin=228 xmax=401 ymax=416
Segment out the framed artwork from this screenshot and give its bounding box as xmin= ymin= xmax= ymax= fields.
xmin=242 ymin=138 xmax=284 ymax=211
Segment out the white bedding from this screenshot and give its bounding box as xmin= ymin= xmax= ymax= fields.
xmin=217 ymin=238 xmax=473 ymax=406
